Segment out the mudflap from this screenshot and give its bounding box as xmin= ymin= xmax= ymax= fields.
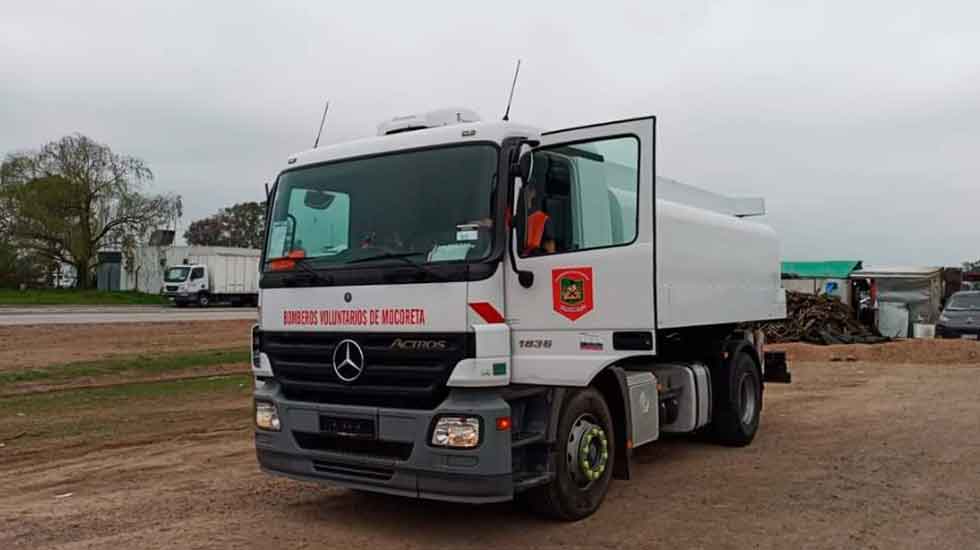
xmin=601 ymin=367 xmax=633 ymax=481
xmin=763 ymin=351 xmax=792 ymax=384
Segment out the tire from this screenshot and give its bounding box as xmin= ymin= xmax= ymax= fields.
xmin=710 ymin=351 xmax=762 ymax=447
xmin=197 ymin=292 xmax=211 ymax=307
xmin=528 ymin=387 xmax=615 ymax=521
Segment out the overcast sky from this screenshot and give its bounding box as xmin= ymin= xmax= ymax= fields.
xmin=2 ymin=1 xmax=978 ymax=266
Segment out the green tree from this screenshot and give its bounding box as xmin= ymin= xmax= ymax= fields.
xmin=0 ymin=226 xmax=50 ymax=289
xmin=184 ymin=201 xmax=265 ymax=249
xmin=0 ymin=134 xmax=182 ymax=288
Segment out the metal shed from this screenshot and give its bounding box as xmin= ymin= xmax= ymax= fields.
xmin=96 ymin=251 xmax=122 ymax=291
xmin=850 ymin=266 xmax=944 ymax=338
xmin=781 ymin=260 xmax=863 ymax=306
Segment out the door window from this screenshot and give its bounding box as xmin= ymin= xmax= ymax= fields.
xmin=517 ymin=136 xmax=639 ymax=257
xmin=190 ymin=267 xmax=205 ymax=280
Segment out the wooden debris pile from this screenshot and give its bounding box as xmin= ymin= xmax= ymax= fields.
xmin=756 ymin=291 xmax=887 ymax=345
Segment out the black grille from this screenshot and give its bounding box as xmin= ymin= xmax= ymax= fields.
xmin=312 ymin=460 xmax=394 ymax=481
xmin=263 ymin=331 xmax=474 ymax=409
xmin=165 ymin=285 xmax=179 ymax=292
xmin=294 ymin=432 xmax=413 ymax=460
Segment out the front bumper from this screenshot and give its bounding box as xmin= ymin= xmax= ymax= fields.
xmin=254 ymin=379 xmax=514 ymax=503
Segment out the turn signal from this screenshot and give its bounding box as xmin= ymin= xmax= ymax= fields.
xmin=495 ymin=417 xmax=512 ymax=431
xmin=268 ymin=250 xmax=306 ymax=271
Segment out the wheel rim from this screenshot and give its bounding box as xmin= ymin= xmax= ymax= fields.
xmin=738 ymin=373 xmax=758 ymax=425
xmin=566 ymin=414 xmax=609 ymax=488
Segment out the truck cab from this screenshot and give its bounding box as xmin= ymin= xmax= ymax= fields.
xmin=163 ymin=264 xmax=210 ymax=307
xmin=252 ymin=109 xmax=789 ymax=519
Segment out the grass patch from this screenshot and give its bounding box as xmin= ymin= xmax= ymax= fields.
xmin=0 ymin=374 xmax=251 ymax=416
xmin=0 ymin=288 xmax=167 ymax=306
xmin=0 ymin=349 xmax=250 ymax=386
xmin=0 ymin=374 xmax=252 ymax=443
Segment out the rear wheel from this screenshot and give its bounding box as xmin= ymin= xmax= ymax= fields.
xmin=710 ymin=351 xmax=762 ymax=446
xmin=528 ymin=388 xmax=614 ymax=521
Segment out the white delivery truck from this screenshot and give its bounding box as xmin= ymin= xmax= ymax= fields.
xmin=162 ymin=247 xmax=260 ymax=307
xmin=251 ymin=109 xmax=790 ymax=520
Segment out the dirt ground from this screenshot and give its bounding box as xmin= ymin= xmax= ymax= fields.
xmin=2 ymin=340 xmax=980 ymax=549
xmin=771 ymin=339 xmax=980 ymax=365
xmin=0 ymin=320 xmax=253 ymax=372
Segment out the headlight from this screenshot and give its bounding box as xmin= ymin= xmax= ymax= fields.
xmin=255 ymin=400 xmax=280 ymax=431
xmin=431 ymin=416 xmax=480 ymax=448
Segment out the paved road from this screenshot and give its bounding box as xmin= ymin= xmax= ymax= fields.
xmin=0 ymin=305 xmax=257 ymax=325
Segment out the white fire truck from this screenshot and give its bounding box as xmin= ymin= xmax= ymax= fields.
xmin=251 ymin=108 xmax=790 ymax=520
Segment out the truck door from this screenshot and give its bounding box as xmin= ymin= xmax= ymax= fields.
xmin=190 ymin=266 xmax=207 ymax=292
xmin=505 ymin=117 xmax=655 ymax=386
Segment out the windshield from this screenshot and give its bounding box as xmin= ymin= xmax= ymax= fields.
xmin=164 ymin=267 xmax=190 ymax=282
xmin=264 ymin=144 xmax=498 ymax=270
xmin=947 ymin=293 xmax=980 ymax=310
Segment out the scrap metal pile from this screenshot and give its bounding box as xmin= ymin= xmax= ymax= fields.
xmin=756 ymin=291 xmax=887 ymax=345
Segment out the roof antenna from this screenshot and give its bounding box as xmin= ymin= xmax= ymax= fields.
xmin=502 ymin=59 xmax=521 ymax=121
xmin=313 ymin=100 xmax=330 ymax=148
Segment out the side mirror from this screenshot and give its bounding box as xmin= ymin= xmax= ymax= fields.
xmin=510 ymin=139 xmax=538 ymax=181
xmin=508 ymin=178 xmax=535 ymax=289
xmin=506 ymin=139 xmax=539 ymax=289
xmin=518 ymin=270 xmax=534 ymax=288
xmin=518 ymin=151 xmax=534 ymax=184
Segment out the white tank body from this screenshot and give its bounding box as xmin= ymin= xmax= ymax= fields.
xmin=655 ymin=179 xmax=786 ymax=329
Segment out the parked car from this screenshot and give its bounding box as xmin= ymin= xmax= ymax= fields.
xmin=936 ymin=291 xmax=980 ymax=340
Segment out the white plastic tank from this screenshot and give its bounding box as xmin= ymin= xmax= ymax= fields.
xmin=913 ymin=323 xmax=935 ymax=339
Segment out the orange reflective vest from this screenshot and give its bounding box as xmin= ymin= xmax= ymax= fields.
xmin=524 ymin=211 xmax=550 ymax=255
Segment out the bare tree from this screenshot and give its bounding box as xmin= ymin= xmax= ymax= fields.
xmin=0 ymin=134 xmax=182 ymax=288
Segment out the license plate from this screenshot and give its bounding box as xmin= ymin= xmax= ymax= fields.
xmin=319 ymin=415 xmax=375 ymax=439
xmin=961 ymin=334 xmax=978 ymax=340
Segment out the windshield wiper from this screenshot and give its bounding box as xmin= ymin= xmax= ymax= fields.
xmin=347 ymin=251 xmax=427 ymax=264
xmin=300 ymin=257 xmax=335 ymax=284
xmin=347 ymin=252 xmax=447 ymax=281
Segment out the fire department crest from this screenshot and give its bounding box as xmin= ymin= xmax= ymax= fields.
xmin=552 ymin=267 xmax=594 ymax=321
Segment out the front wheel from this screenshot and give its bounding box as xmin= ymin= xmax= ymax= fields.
xmin=527 ymin=388 xmax=615 ymax=521
xmin=197 ymin=292 xmax=211 ymax=307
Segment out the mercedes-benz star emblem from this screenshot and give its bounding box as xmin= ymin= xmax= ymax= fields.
xmin=332 ymin=339 xmax=365 ymax=382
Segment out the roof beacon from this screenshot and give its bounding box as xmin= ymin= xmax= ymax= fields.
xmin=376 ymin=107 xmax=481 ymax=136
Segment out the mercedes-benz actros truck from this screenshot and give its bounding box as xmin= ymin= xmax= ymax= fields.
xmin=251 ymin=108 xmax=790 ymax=520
